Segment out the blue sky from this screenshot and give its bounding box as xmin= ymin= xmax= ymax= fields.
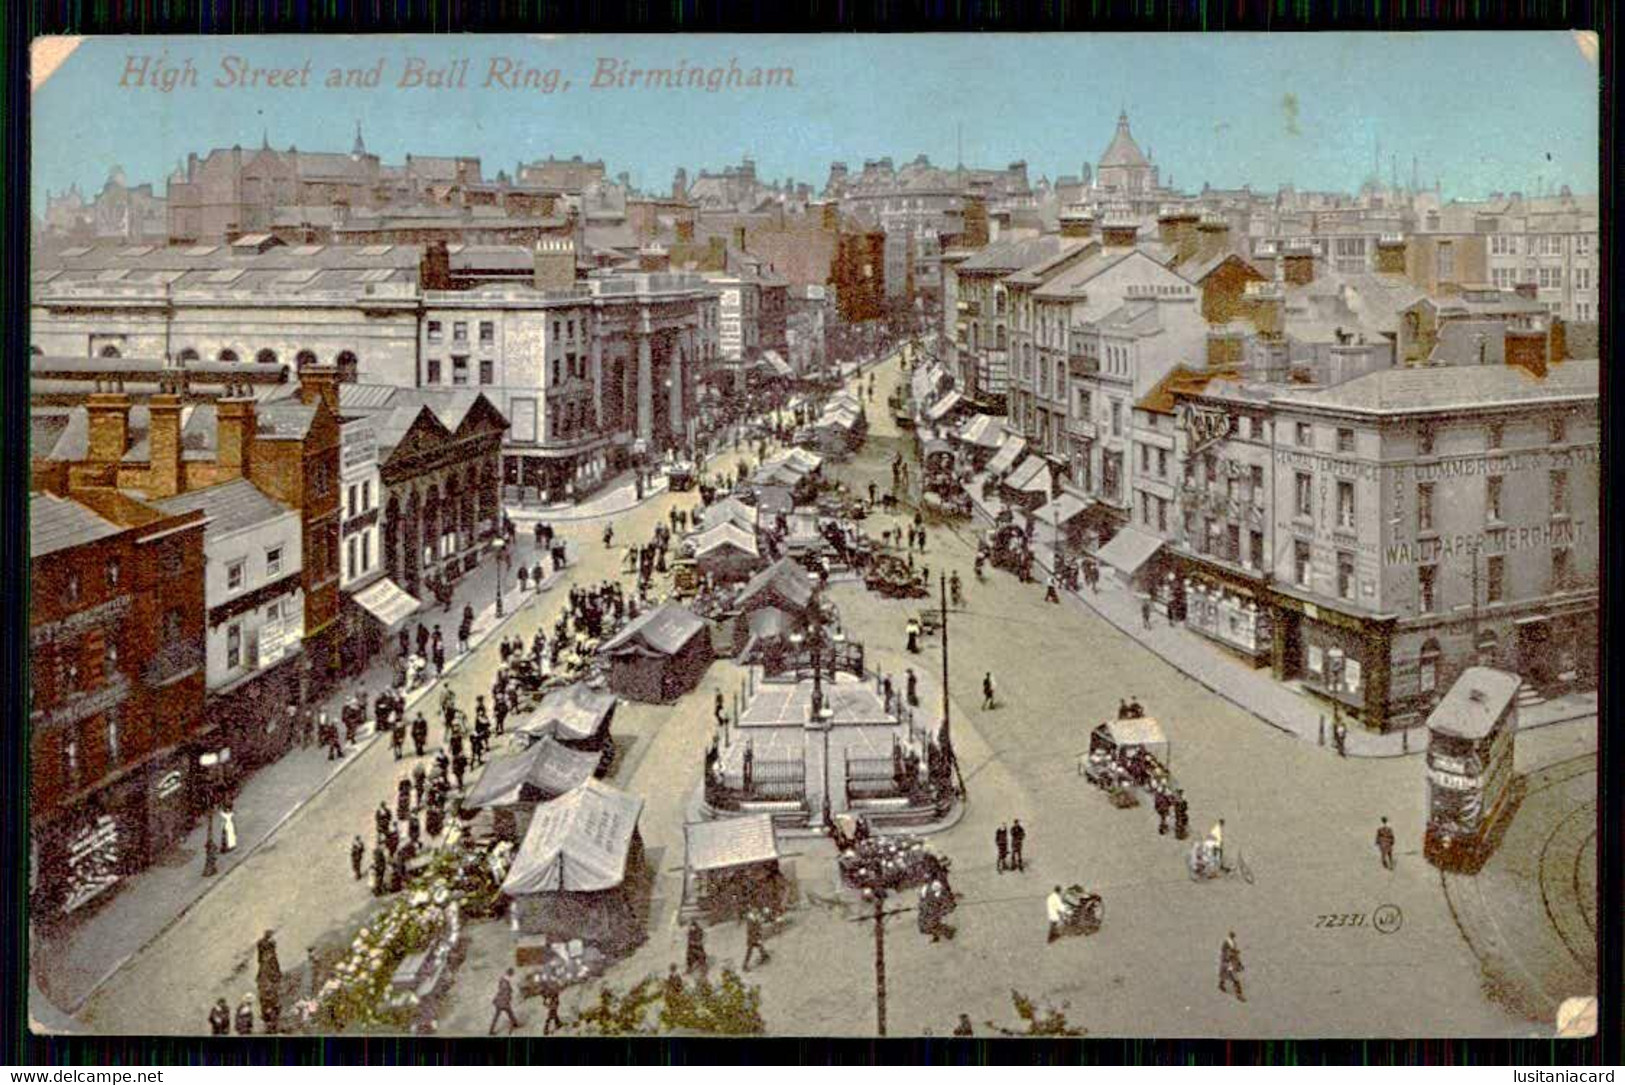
xmin=32 ymin=33 xmax=1598 ymax=207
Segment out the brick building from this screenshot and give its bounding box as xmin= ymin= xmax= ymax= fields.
xmin=30 ymin=491 xmax=207 ymax=918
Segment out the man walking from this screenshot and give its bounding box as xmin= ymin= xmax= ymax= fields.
xmin=489 ymin=968 xmax=521 ymax=1035
xmin=906 ymin=668 xmax=919 ymax=708
xmin=1376 ymin=817 xmax=1396 ymax=870
xmin=1155 ymin=790 xmax=1172 ymax=836
xmin=742 ymin=910 xmax=771 ymax=971
xmin=256 ymin=929 xmax=283 ymax=1034
xmin=371 ymin=844 xmax=388 ymax=896
xmin=410 ymin=712 xmax=428 ymax=758
xmin=1333 ymin=714 xmax=1349 ymax=758
xmin=350 ymin=834 xmax=366 ymax=881
xmin=981 ymin=671 xmax=996 ymax=711
xmin=994 ymin=823 xmax=1009 ymax=874
xmin=1009 ymin=818 xmax=1026 ymax=871
xmin=1219 ymin=932 xmax=1246 ymax=1002
xmin=413 ymin=763 xmax=427 ymax=809
xmin=538 ymin=978 xmax=565 ymax=1035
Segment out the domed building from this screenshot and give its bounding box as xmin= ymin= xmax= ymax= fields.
xmin=1096 ymin=110 xmax=1160 ymax=195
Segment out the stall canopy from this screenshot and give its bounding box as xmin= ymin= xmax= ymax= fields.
xmin=602 ymin=602 xmax=708 ymax=659
xmin=1096 ymin=526 xmax=1166 ymax=578
xmin=921 ymin=438 xmax=955 ymax=462
xmin=1427 ymin=667 xmax=1522 ymax=741
xmin=986 ymin=435 xmax=1027 ymax=476
xmin=685 ymin=815 xmax=780 ymax=874
xmin=501 ymin=779 xmax=645 ymax=895
xmin=1033 ymin=492 xmax=1092 ymax=527
xmin=462 ymin=737 xmax=601 ymax=810
xmin=693 ymin=522 xmax=760 ymax=561
xmin=704 ymin=496 xmax=759 ymax=532
xmin=352 ymin=578 xmax=420 ymax=632
xmin=514 ymin=682 xmax=619 ymax=743
xmin=737 ymin=558 xmax=817 ymax=615
xmin=1006 ymin=456 xmax=1053 ymax=495
xmin=956 ymin=414 xmax=1006 ymax=449
xmin=754 ymin=486 xmax=795 ymax=517
xmin=924 ymin=390 xmax=963 ymax=422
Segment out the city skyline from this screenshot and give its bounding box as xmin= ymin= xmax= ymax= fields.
xmin=33 ymin=33 xmax=1599 ymax=209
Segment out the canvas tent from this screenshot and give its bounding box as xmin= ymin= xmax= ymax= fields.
xmin=732 ymin=558 xmax=817 ymax=655
xmin=702 ymin=495 xmax=759 ymax=534
xmin=461 ymin=737 xmax=601 ymax=811
xmin=600 ymin=602 xmax=715 ymax=703
xmin=512 ymin=682 xmax=618 ymax=747
xmin=501 ymin=780 xmax=647 ymax=949
xmin=681 ymin=814 xmax=789 ymax=920
xmin=691 ymin=521 xmax=764 ymax=583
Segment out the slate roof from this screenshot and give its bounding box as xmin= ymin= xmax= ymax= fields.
xmin=151 ymin=478 xmax=294 ymax=540
xmin=1273 ymin=358 xmax=1597 ymax=416
xmin=31 ymin=492 xmax=124 ymax=559
xmin=958 ymin=235 xmax=1074 ymax=275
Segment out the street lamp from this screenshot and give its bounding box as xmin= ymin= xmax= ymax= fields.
xmin=492 ymin=537 xmax=508 ymax=618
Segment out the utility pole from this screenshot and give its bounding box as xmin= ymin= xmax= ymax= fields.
xmin=939 ymin=573 xmax=966 ymax=798
xmin=850 ymin=886 xmax=912 ymax=1037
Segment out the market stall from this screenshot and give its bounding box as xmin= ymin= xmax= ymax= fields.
xmin=681 ymin=815 xmax=792 ymax=923
xmin=600 ymin=602 xmax=715 ymax=704
xmin=500 ymin=780 xmax=647 ymax=953
xmin=691 ymin=521 xmax=765 ymax=584
xmin=511 ymin=682 xmax=618 ymax=752
xmin=461 ymin=738 xmax=603 ymax=839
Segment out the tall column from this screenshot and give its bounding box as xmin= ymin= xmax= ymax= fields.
xmin=668 ymin=333 xmax=684 ymax=438
xmin=636 ymin=324 xmax=654 ymax=443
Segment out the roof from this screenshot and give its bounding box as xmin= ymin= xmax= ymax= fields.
xmin=1136 ymin=366 xmax=1242 ymax=416
xmin=1034 ymin=491 xmax=1092 ymax=527
xmin=703 ymin=496 xmax=758 ymax=532
xmin=500 ymin=780 xmax=644 ymax=895
xmin=686 ymin=815 xmax=780 ymax=874
xmin=958 ymin=235 xmax=1075 ymax=275
xmin=1273 ymin=358 xmax=1598 ymax=417
xmin=737 ymin=558 xmax=816 ymax=612
xmin=601 ymin=602 xmax=708 ymax=657
xmin=462 ymin=737 xmax=602 ymax=810
xmin=254 ymin=403 xmax=318 ymax=441
xmin=31 ymin=492 xmax=124 ymax=559
xmin=693 ymin=522 xmax=760 ymax=560
xmin=516 ymin=683 xmax=619 ymax=743
xmin=151 ymin=478 xmax=294 ymax=540
xmin=1096 ymin=526 xmax=1165 ymax=577
xmin=1428 ymin=667 xmax=1522 ymax=741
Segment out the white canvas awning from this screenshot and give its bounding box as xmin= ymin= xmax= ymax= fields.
xmin=1033 ymin=492 xmax=1092 ymax=527
xmin=501 ymin=780 xmax=644 ymax=894
xmin=350 ymin=578 xmax=420 ymax=632
xmin=986 ymin=435 xmax=1027 ymax=477
xmin=924 ymin=390 xmax=963 ymax=422
xmin=1006 ymin=456 xmax=1052 ymax=494
xmin=685 ymin=815 xmax=781 ymax=874
xmin=1096 ymin=527 xmax=1167 ymax=578
xmin=956 ymin=414 xmax=1006 ymax=449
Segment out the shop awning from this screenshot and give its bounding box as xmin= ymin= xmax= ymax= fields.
xmin=757 ymin=351 xmax=793 ymax=378
xmin=924 ymin=390 xmax=963 ymax=422
xmin=986 ymin=435 xmax=1027 ymax=477
xmin=1006 ymin=457 xmax=1052 ymax=495
xmin=685 ymin=814 xmax=781 ymax=874
xmin=956 ymin=414 xmax=1006 ymax=449
xmin=1096 ymin=527 xmax=1166 ymax=578
xmin=1033 ymin=492 xmax=1092 ymax=527
xmin=350 ymin=578 xmax=420 ymax=632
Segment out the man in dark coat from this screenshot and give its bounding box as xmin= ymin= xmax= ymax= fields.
xmin=389 ymin=715 xmax=406 ymax=761
xmin=686 ymin=920 xmax=708 ymax=976
xmin=350 ymin=834 xmax=366 ymax=880
xmin=452 ymin=751 xmax=468 ymax=791
xmin=995 ymin=824 xmax=1009 ymax=873
xmin=1155 ymin=790 xmax=1172 ymax=835
xmin=742 ymin=910 xmax=771 ymax=971
xmin=489 ymin=968 xmax=521 ymax=1035
xmin=1009 ymin=819 xmax=1026 ymax=871
xmin=397 ymin=777 xmax=413 ymax=821
xmin=412 ymin=763 xmax=427 ymax=808
xmin=209 ymin=998 xmax=231 ymax=1035
xmin=1173 ymin=791 xmax=1190 ymax=840
xmin=411 ymin=712 xmax=429 ymax=758
xmin=1219 ymin=932 xmax=1246 ymax=1001
xmin=255 ymin=930 xmax=282 ymax=1034
xmin=374 ymin=802 xmax=391 ymax=841
xmin=1376 ymin=817 xmax=1396 ymax=870
xmin=234 ymin=995 xmax=254 ymax=1035
xmin=539 ymin=978 xmax=564 ymax=1035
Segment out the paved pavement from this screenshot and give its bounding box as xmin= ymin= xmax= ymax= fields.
xmin=31 ymin=540 xmax=564 ymax=1019
xmin=962 ymin=460 xmax=1596 ymax=758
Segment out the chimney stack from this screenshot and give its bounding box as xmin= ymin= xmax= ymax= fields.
xmin=1195 ymin=217 xmax=1231 ymax=264
xmin=1102 ymin=220 xmax=1139 ymax=248
xmin=638 ymin=245 xmax=671 ymax=273
xmin=298 ymin=363 xmax=342 ymax=415
xmin=217 ymin=390 xmax=258 ymax=476
xmin=1059 ymin=204 xmax=1096 ymax=240
xmin=1505 ymin=327 xmax=1547 ymax=379
xmin=1282 ymin=244 xmax=1315 ymax=286
xmin=146 ymin=392 xmax=184 ymax=497
xmin=86 ymin=390 xmax=132 ymax=464
xmin=532 ymin=237 xmax=577 ymax=291
xmin=420 ymin=240 xmax=452 ymax=291
xmin=960 ymin=195 xmax=989 ymax=248
xmin=1375 ymin=234 xmax=1406 ymax=275
xmin=1158 ymin=208 xmax=1200 ymax=263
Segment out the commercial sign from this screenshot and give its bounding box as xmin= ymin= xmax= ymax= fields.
xmin=1179 ymin=403 xmax=1232 ymax=456
xmin=1411 ymin=445 xmax=1599 ymax=482
xmin=1428 ymin=767 xmax=1477 ymax=792
xmin=1273 ymin=449 xmax=1381 ymax=481
xmin=341 ymin=424 xmax=378 ymax=473
xmin=1382 ymin=518 xmax=1589 ymax=566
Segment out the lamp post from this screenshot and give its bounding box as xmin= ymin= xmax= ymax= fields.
xmin=493 ymin=537 xmax=508 ymax=618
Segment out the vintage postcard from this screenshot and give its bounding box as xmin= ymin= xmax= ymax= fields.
xmin=27 ymin=32 xmax=1599 ymax=1039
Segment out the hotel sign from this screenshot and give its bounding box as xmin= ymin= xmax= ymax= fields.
xmin=1179 ymin=403 xmax=1231 ymax=456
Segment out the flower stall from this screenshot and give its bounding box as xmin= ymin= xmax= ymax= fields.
xmin=836 ymin=834 xmax=951 ymax=894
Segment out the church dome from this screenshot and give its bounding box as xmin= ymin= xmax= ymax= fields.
xmin=1099 ymin=111 xmax=1151 ymax=170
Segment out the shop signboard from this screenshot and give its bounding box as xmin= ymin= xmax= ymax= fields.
xmin=341 ymin=423 xmax=378 ymax=474
xmin=63 ymin=814 xmax=120 ymax=914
